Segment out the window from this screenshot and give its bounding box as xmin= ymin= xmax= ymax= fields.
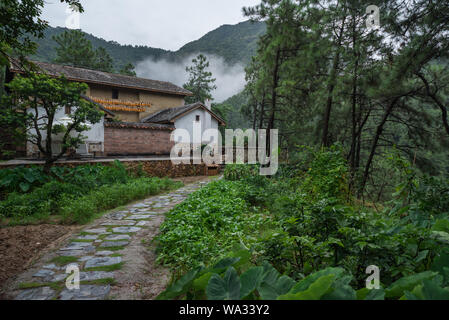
xmin=112 ymin=89 xmax=119 ymax=99
xmin=196 ymin=115 xmax=200 ymax=122
xmin=65 ymin=106 xmax=72 ymax=115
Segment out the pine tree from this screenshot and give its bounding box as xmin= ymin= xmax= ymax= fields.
xmin=119 ymin=63 xmax=137 ymax=76
xmin=94 ymin=47 xmax=114 ymax=73
xmin=53 ymin=30 xmax=96 ymax=69
xmin=183 ymin=54 xmax=217 ymax=104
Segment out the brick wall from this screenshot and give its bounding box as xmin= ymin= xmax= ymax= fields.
xmin=104 ymin=122 xmax=174 ymax=156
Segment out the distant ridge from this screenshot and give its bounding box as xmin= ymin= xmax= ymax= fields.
xmin=31 ymin=20 xmax=266 ymax=70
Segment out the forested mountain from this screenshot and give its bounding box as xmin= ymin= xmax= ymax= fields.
xmin=30 ymin=21 xmax=266 ymax=70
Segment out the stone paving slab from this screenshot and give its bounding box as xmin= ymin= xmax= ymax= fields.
xmin=10 ymin=178 xmax=213 ymax=300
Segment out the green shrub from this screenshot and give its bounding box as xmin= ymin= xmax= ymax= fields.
xmin=156 ymin=180 xmax=269 ymax=274
xmin=60 ymin=177 xmax=181 ymax=224
xmin=223 ymin=164 xmax=259 ymax=181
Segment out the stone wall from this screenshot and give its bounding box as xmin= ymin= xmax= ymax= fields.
xmin=0 ymin=159 xmax=207 ymax=178
xmin=104 ymin=122 xmax=174 ymax=156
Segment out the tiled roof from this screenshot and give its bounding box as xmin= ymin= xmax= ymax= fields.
xmin=140 ymin=102 xmax=226 ymax=125
xmin=10 ymin=60 xmax=192 ymax=97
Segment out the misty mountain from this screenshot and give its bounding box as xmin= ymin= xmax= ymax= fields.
xmin=31 ymin=20 xmax=266 ymax=70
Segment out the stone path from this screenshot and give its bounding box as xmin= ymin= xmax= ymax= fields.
xmin=10 ymin=178 xmax=212 ymax=300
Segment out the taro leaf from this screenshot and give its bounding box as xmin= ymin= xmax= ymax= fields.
xmin=0 ymin=175 xmax=14 ymax=187
xmin=364 ymin=289 xmax=385 ymax=300
xmin=289 ymin=267 xmax=345 ymax=294
xmin=258 ymin=275 xmax=295 ymax=300
xmin=240 ymin=266 xmax=264 ymax=299
xmin=19 ymin=182 xmax=30 ymax=192
xmin=356 ymin=288 xmax=370 ymax=300
xmin=206 ymin=267 xmax=241 ymax=300
xmin=421 ymin=280 xmax=449 ymax=300
xmin=404 ymin=284 xmax=424 ymax=300
xmin=431 ymin=248 xmax=449 ymax=283
xmin=23 ymin=170 xmax=36 ymax=183
xmin=322 ymin=275 xmax=356 ymax=300
xmin=257 ymin=262 xmax=295 ymax=300
xmin=385 ymin=271 xmax=438 ymax=298
xmin=277 ymin=274 xmax=335 ymax=300
xmin=156 ymin=266 xmax=203 ymax=300
xmin=212 ymin=257 xmax=241 ymax=271
xmin=193 ymin=272 xmax=213 ymax=291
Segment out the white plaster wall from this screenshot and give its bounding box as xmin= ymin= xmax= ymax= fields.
xmin=174 ymin=109 xmax=219 ymax=144
xmin=26 ymin=106 xmax=104 ymax=156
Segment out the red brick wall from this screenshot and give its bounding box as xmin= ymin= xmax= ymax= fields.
xmin=104 ymin=126 xmax=174 ymax=156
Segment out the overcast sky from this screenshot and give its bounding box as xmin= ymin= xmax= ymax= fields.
xmin=41 ymin=0 xmax=260 ymax=51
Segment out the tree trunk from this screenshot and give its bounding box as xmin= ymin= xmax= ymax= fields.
xmin=360 ymin=98 xmax=398 ymax=194
xmin=322 ymin=15 xmax=346 ymax=147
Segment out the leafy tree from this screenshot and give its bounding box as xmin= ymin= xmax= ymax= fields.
xmin=119 ymin=63 xmax=137 ymax=76
xmin=4 ymin=73 xmax=104 ymax=173
xmin=0 ymin=0 xmax=83 ymax=63
xmin=183 ymin=54 xmax=217 ymax=104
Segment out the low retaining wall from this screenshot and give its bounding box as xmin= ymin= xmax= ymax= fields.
xmin=104 ymin=122 xmax=174 ymax=156
xmin=0 ymin=158 xmax=207 ymax=178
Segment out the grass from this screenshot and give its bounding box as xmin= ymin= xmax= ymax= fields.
xmin=51 ymin=256 xmax=79 ymax=266
xmin=1 ymin=176 xmax=183 ymax=226
xmin=80 ymin=278 xmax=116 ymax=286
xmin=84 ymin=262 xmax=124 ymax=272
xmin=18 ymin=282 xmax=61 ymax=290
xmin=98 ymin=246 xmax=126 ymax=252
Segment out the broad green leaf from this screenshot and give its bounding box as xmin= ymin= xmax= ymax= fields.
xmin=212 ymin=257 xmax=241 ymax=270
xmin=206 ymin=267 xmax=241 ymax=300
xmin=431 ymin=248 xmax=449 ymax=282
xmin=193 ymin=272 xmax=213 ymax=291
xmin=156 ymin=266 xmax=203 ymax=300
xmin=430 ymin=231 xmax=449 ymax=244
xmin=240 ymin=266 xmax=264 ymax=299
xmin=432 ymin=219 xmax=449 ymax=233
xmin=421 ymin=280 xmax=449 ymax=300
xmin=356 ymin=288 xmax=369 ymax=300
xmin=23 ymin=171 xmax=36 ymax=183
xmin=364 ymin=289 xmax=385 ymax=300
xmin=0 ymin=175 xmax=14 ymax=187
xmin=19 ymin=182 xmax=30 ymax=192
xmin=256 ymin=262 xmax=295 ymax=300
xmin=277 ymin=275 xmax=335 ymax=300
xmin=258 ymin=275 xmax=295 ymax=300
xmin=386 ymin=271 xmax=438 ymax=298
xmin=289 ymin=267 xmax=344 ymax=294
xmin=416 ymin=250 xmax=429 ymax=263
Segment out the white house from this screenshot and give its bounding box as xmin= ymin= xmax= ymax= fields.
xmin=141 ymin=100 xmax=226 ymax=145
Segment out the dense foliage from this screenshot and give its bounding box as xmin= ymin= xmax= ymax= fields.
xmin=155 ymin=179 xmax=270 ymax=276
xmin=157 ymin=148 xmax=449 ymax=300
xmin=240 ymin=0 xmax=449 ymax=197
xmin=0 ymin=161 xmax=181 ymax=224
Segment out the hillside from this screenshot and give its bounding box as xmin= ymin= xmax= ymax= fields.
xmin=31 ymin=20 xmax=266 ymax=70
xmin=174 ymin=21 xmax=266 ymax=65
